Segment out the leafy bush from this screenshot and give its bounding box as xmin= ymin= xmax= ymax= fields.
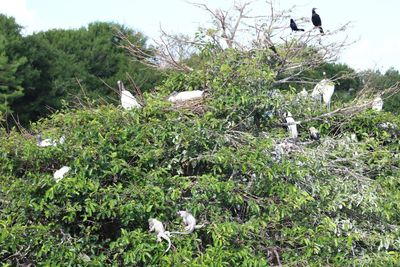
xmin=1 ymin=47 xmax=400 ymax=266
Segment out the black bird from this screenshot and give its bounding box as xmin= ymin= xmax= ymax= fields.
xmin=290 ymin=19 xmax=304 ymax=32
xmin=311 ymin=8 xmax=324 ymax=34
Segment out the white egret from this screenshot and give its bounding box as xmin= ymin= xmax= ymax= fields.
xmin=372 ymin=96 xmax=383 ymax=111
xmin=167 ymin=90 xmax=204 ymax=103
xmin=285 ymin=112 xmax=298 ymax=139
xmin=53 ymin=166 xmax=71 ymax=183
xmin=117 ymin=80 xmax=141 ymax=110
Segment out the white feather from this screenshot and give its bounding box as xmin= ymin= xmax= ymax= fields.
xmin=38 ymin=138 xmax=57 ymax=147
xmin=285 ymin=112 xmax=298 ymax=139
xmin=53 ymin=166 xmax=71 ymax=183
xmin=121 ymin=90 xmax=141 ymax=110
xmin=372 ymin=97 xmax=383 ymax=111
xmin=313 ymin=79 xmax=335 ymax=109
xmin=168 ymin=90 xmax=204 ymax=102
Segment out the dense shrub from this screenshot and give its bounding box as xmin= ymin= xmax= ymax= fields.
xmin=1 ymin=48 xmax=400 ymax=266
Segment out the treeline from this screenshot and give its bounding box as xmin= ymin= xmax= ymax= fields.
xmin=0 ymin=14 xmax=399 ymax=125
xmin=0 ymin=14 xmax=162 ymax=124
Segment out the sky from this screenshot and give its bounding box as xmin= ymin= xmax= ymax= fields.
xmin=1 ymin=0 xmax=399 ymax=72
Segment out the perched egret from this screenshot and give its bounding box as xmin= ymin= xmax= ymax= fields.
xmin=117 ymin=80 xmax=141 ymax=110
xmin=309 ymin=127 xmax=320 ymax=141
xmin=311 ymin=8 xmax=324 ymax=34
xmin=285 ymin=112 xmax=298 ymax=139
xmin=372 ymin=96 xmax=383 ymax=111
xmin=167 ymin=90 xmax=204 ymax=103
xmin=53 ymin=166 xmax=71 ymax=183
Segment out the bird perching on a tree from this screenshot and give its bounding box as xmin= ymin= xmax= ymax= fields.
xmin=290 ymin=19 xmax=304 ymax=32
xmin=311 ymin=8 xmax=324 ymax=34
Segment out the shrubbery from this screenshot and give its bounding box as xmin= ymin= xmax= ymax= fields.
xmin=1 ymin=46 xmax=400 ymax=266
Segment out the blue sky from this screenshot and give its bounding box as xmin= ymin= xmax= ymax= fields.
xmin=1 ymin=0 xmax=399 ymax=72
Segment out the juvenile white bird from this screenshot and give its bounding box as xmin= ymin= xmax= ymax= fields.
xmin=285 ymin=112 xmax=298 ymax=139
xmin=148 ymin=218 xmax=172 ymax=252
xmin=372 ymin=96 xmax=383 ymax=111
xmin=170 ymin=211 xmax=204 ymax=235
xmin=309 ymin=127 xmax=320 ymax=141
xmin=117 ymin=80 xmax=141 ymax=110
xmin=53 ymin=166 xmax=71 ymax=183
xmin=167 ymin=90 xmax=204 ymax=103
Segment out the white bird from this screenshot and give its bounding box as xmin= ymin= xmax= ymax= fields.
xmin=117 ymin=80 xmax=141 ymax=110
xmin=167 ymin=90 xmax=204 ymax=103
xmin=170 ymin=211 xmax=204 ymax=235
xmin=372 ymin=96 xmax=383 ymax=111
xmin=285 ymin=112 xmax=298 ymax=139
xmin=36 ymin=135 xmax=65 ymax=147
xmin=312 ymin=79 xmax=335 ymax=110
xmin=148 ymin=218 xmax=172 ymax=252
xmin=53 ymin=166 xmax=71 ymax=183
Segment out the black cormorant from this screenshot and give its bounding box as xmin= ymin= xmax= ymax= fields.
xmin=290 ymin=19 xmax=304 ymax=32
xmin=311 ymin=8 xmax=324 ymax=34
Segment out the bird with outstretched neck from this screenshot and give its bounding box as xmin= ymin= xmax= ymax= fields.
xmin=290 ymin=19 xmax=304 ymax=32
xmin=311 ymin=8 xmax=324 ymax=34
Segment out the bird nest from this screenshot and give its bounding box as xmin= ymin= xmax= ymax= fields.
xmin=171 ymin=98 xmax=207 ymax=115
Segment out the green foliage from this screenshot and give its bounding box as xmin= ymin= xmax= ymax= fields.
xmin=0 ymin=15 xmax=26 ymax=113
xmin=0 ymin=16 xmax=163 ymax=124
xmin=1 ymin=43 xmax=400 ymax=266
xmin=361 ymin=68 xmax=400 ymax=114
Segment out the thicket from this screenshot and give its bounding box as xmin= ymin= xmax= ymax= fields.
xmin=1 ymin=2 xmax=400 ymax=266
xmin=1 ymin=44 xmax=400 ymax=266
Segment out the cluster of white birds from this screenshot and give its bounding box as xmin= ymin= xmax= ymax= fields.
xmin=284 ymin=112 xmax=320 ymax=141
xmin=118 ymin=80 xmax=205 ymax=110
xmin=36 ymin=135 xmax=65 ymax=147
xmin=148 ymin=210 xmax=203 ymax=253
xmin=36 ymin=134 xmax=71 ymax=182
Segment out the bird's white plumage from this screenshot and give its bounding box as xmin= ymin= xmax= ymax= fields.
xmin=372 ymin=96 xmax=383 ymax=111
xmin=117 ymin=80 xmax=141 ymax=110
xmin=168 ymin=90 xmax=204 ymax=103
xmin=37 ymin=135 xmax=65 ymax=147
xmin=121 ymin=90 xmax=141 ymax=110
xmin=285 ymin=112 xmax=298 ymax=139
xmin=53 ymin=166 xmax=71 ymax=183
xmin=312 ymin=79 xmax=335 ymax=110
xmin=38 ymin=138 xmax=56 ymax=147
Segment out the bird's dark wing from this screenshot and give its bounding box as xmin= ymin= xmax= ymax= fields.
xmin=290 ymin=19 xmax=297 ymax=30
xmin=312 ymin=14 xmax=322 ymax=27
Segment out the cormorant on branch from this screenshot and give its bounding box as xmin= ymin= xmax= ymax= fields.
xmin=290 ymin=19 xmax=304 ymax=32
xmin=311 ymin=8 xmax=324 ymax=34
